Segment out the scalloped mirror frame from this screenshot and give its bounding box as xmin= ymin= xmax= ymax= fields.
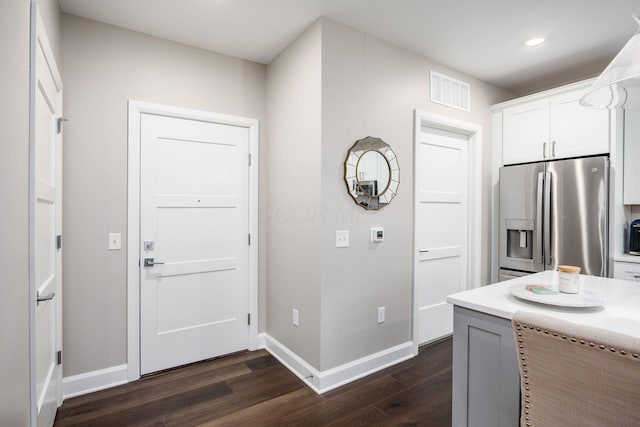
xmin=344 ymin=136 xmax=400 ymax=210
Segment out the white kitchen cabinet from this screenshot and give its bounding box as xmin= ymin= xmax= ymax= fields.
xmin=549 ymin=89 xmax=610 ymax=160
xmin=501 ymin=87 xmax=610 ymax=165
xmin=623 ymin=106 xmax=640 ymax=204
xmin=502 ymin=99 xmax=549 ymax=164
xmin=613 ymin=261 xmax=640 ymax=282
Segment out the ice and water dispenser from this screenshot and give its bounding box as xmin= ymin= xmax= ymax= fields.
xmin=505 ymin=219 xmax=534 ymax=260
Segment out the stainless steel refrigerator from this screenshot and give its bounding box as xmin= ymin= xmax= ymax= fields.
xmin=499 ymin=156 xmax=609 ymax=280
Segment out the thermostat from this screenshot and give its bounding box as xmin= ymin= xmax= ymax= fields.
xmin=371 ymin=227 xmax=384 ymax=242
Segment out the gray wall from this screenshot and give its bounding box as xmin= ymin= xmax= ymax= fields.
xmin=0 ymin=0 xmax=31 ymax=424
xmin=61 ymin=14 xmax=267 ymax=377
xmin=265 ymin=18 xmax=514 ymax=371
xmin=265 ymin=21 xmax=323 ymax=368
xmin=318 ymin=19 xmax=514 ymax=369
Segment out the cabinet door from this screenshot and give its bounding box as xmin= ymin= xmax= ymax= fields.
xmin=503 ymin=99 xmax=549 ymax=165
xmin=549 ymin=88 xmax=610 ymax=159
xmin=613 ymin=261 xmax=640 ymax=282
xmin=624 ymin=107 xmax=640 ymax=204
xmin=452 ymin=307 xmax=521 ymax=427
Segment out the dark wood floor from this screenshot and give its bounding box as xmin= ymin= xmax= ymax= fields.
xmin=55 ymin=337 xmax=452 ymax=426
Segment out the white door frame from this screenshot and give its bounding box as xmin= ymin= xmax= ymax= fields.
xmin=412 ymin=110 xmax=482 ymax=354
xmin=127 ymin=101 xmax=260 ymax=381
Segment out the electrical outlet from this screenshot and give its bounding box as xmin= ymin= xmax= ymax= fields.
xmin=293 ymin=309 xmax=299 ymax=327
xmin=336 ymin=230 xmax=349 ymax=248
xmin=377 ymin=306 xmax=385 ymax=324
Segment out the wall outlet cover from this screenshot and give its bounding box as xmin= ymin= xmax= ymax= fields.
xmin=336 ymin=230 xmax=350 ymax=248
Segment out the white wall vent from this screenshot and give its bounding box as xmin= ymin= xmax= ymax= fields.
xmin=430 ymin=71 xmax=471 ymax=112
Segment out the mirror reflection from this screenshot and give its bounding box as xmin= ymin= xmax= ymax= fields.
xmin=357 ymin=151 xmax=390 ymax=196
xmin=344 ymin=136 xmax=400 ymax=210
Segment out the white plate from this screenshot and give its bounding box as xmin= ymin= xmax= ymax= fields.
xmin=509 ymin=283 xmax=603 ymax=308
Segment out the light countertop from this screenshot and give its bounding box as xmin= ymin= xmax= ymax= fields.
xmin=447 ymin=270 xmax=640 ymax=338
xmin=614 ymin=254 xmax=640 ymax=264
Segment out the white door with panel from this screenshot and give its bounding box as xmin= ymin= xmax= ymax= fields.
xmin=140 ymin=114 xmax=250 ymax=374
xmin=416 ymin=127 xmax=468 ymax=344
xmin=33 ymin=9 xmax=63 ymax=427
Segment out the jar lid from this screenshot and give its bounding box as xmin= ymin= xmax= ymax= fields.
xmin=558 ymin=265 xmax=581 ymax=273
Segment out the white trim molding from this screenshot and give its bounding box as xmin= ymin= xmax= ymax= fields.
xmin=412 ymin=110 xmax=483 ymax=355
xmin=62 ymin=365 xmax=128 ymax=400
xmin=127 ymin=101 xmax=260 ymax=381
xmin=263 ymin=334 xmax=414 ymax=394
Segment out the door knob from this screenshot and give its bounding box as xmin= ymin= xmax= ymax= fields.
xmin=144 ymin=258 xmax=165 ymax=267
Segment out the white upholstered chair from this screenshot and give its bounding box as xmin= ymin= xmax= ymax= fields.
xmin=511 ymin=311 xmax=640 ymax=427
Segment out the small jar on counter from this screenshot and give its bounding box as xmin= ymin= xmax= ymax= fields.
xmin=558 ymin=265 xmax=581 ymax=293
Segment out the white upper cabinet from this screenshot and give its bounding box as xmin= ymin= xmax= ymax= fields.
xmin=500 ymin=86 xmax=610 ymax=165
xmin=503 ymin=99 xmax=550 ymax=164
xmin=549 ymin=88 xmax=610 ymax=160
xmin=624 ymin=106 xmax=640 ymax=204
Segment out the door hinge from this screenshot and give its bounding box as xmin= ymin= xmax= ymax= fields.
xmin=57 ymin=117 xmax=68 ymax=134
xmin=57 ymin=350 xmax=62 ymax=365
xmin=248 ymin=233 xmax=251 ymax=246
xmin=248 ymin=153 xmax=252 ymax=166
xmin=247 ymin=313 xmax=251 ymax=325
xmin=56 ymin=234 xmax=62 ymax=250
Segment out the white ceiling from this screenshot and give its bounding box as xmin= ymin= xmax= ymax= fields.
xmin=58 ymin=0 xmax=640 ymax=94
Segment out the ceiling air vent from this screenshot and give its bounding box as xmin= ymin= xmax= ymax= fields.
xmin=430 ymin=70 xmax=470 ymax=112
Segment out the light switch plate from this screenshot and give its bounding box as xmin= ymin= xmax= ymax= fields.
xmin=108 ymin=233 xmax=121 ymax=250
xmin=336 ymin=230 xmax=350 ymax=248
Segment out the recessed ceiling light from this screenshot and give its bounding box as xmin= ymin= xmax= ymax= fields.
xmin=525 ymin=37 xmax=546 ymax=47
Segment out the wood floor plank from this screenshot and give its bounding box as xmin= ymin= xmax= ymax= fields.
xmin=265 ymin=375 xmax=407 ymax=427
xmin=326 ymin=406 xmax=393 ymax=427
xmin=57 ymin=350 xmax=265 ymax=413
xmin=375 ymin=367 xmax=452 ymax=422
xmin=54 ymin=338 xmax=454 ymax=427
xmin=390 ymin=339 xmax=452 ymax=388
xmin=55 ymin=362 xmax=252 ymax=423
xmin=136 ymin=364 xmax=306 ymax=426
xmin=196 ymin=387 xmax=322 ymax=427
xmin=56 ymin=381 xmax=234 ymax=427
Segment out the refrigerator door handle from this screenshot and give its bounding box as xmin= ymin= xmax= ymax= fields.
xmin=544 ymin=171 xmax=552 ymax=266
xmin=536 ymin=172 xmax=544 ymax=264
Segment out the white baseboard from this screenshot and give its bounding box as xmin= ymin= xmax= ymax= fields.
xmin=63 ymin=364 xmax=129 ymax=400
xmin=263 ymin=334 xmax=414 ymax=394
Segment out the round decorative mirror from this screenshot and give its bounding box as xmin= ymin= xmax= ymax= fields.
xmin=344 ymin=136 xmax=399 ymax=210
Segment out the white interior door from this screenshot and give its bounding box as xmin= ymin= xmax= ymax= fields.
xmin=32 ymin=8 xmax=63 ymax=427
xmin=415 ymin=127 xmax=468 ymax=344
xmin=140 ymin=113 xmax=250 ymax=375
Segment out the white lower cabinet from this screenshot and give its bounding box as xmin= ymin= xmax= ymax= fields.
xmin=613 ymin=261 xmax=640 ymax=282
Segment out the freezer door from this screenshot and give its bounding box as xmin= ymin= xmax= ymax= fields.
xmin=499 ymin=163 xmax=545 ymax=273
xmin=546 ymin=156 xmax=609 ymax=276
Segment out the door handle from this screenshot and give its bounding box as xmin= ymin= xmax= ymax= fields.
xmin=543 ymin=142 xmax=547 ymax=158
xmin=552 ymin=140 xmax=556 ymax=158
xmin=536 ymin=172 xmax=544 ymax=264
xmin=144 ymin=258 xmax=165 ymax=267
xmin=544 ymin=171 xmax=552 ymax=266
xmin=419 ymin=249 xmax=430 ymax=253
xmin=37 ymin=291 xmax=55 ymax=306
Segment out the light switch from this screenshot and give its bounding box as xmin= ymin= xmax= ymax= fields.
xmin=336 ymin=230 xmax=350 ymax=248
xmin=108 ymin=233 xmax=121 ymax=250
